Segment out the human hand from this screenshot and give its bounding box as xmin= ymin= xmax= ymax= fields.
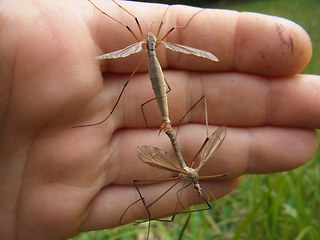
xmin=0 ymin=0 xmax=318 ymax=240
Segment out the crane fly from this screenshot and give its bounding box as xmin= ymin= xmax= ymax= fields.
xmin=138 ymin=125 xmax=227 ymax=198
xmin=72 ymin=0 xmax=218 ymax=130
xmin=120 ymin=126 xmax=227 ymax=239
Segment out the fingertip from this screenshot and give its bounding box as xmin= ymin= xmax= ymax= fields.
xmin=234 ymin=12 xmax=312 ymax=76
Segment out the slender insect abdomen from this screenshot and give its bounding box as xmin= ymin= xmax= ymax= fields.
xmin=164 ymin=126 xmax=188 ymax=170
xmin=148 ymin=50 xmax=170 ymax=124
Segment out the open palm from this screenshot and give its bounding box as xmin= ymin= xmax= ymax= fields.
xmin=0 ymin=0 xmax=318 ymax=239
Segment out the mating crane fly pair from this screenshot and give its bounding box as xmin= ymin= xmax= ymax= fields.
xmin=75 ymin=0 xmax=227 ymax=238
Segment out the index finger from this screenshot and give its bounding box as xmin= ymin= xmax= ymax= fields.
xmin=86 ymin=0 xmax=312 ymax=76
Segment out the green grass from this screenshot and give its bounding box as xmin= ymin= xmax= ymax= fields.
xmin=71 ymin=0 xmax=320 ymax=239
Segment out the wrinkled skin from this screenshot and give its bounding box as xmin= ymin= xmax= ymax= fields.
xmin=0 ymin=0 xmax=318 ymax=239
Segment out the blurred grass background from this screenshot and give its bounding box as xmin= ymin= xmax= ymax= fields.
xmin=71 ymin=0 xmax=320 ymax=239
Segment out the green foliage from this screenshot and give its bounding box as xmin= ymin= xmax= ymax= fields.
xmin=71 ymin=0 xmax=320 ymax=239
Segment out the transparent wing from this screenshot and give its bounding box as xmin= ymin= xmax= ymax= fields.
xmin=95 ymin=41 xmax=144 ymax=59
xmin=137 ymin=146 xmax=186 ymax=174
xmin=195 ymin=126 xmax=227 ymax=171
xmin=163 ymin=42 xmax=219 ymax=62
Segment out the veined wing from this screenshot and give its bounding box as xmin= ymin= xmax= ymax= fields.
xmin=95 ymin=41 xmax=144 ymax=59
xmin=162 ymin=42 xmax=219 ymax=62
xmin=195 ymin=126 xmax=227 ymax=171
xmin=137 ymin=146 xmax=186 ymax=175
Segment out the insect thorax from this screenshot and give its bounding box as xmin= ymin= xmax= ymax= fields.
xmin=146 ymin=33 xmax=157 ymax=51
xmin=180 ymin=168 xmax=199 ymax=184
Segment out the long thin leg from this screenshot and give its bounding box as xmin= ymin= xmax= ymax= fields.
xmin=134 ymin=200 xmax=212 ymax=225
xmin=134 ymin=182 xmax=188 ymax=225
xmin=132 ymin=179 xmax=153 ymax=240
xmin=175 ymin=95 xmax=208 ymax=165
xmin=112 ymin=0 xmax=143 ymax=39
xmin=174 ymin=95 xmax=210 ymax=168
xmin=121 ymin=180 xmax=152 ymax=240
xmin=120 ymin=177 xmax=179 ymax=223
xmin=72 ymin=57 xmax=146 ymax=128
xmin=119 ymin=197 xmax=145 ymax=225
xmin=130 ymin=179 xmax=184 ymax=227
xmin=176 ymin=95 xmax=207 ymax=137
xmin=159 ymin=9 xmax=205 ymax=41
xmin=88 ymin=0 xmax=142 ymax=41
xmin=146 ymin=179 xmax=180 ymax=209
xmin=120 ymin=178 xmax=180 ymax=240
xmin=155 ymin=5 xmax=170 ymax=38
xmin=178 ymin=213 xmax=191 ymax=240
xmin=149 ymin=194 xmax=212 ymax=222
xmin=136 ymin=183 xmax=212 ymax=224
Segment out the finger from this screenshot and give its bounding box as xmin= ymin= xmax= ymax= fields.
xmin=183 ymin=72 xmax=320 ymax=129
xmin=109 ymin=125 xmax=317 ymax=183
xmin=79 ymin=177 xmax=241 ymax=230
xmin=87 ymin=1 xmax=311 ymax=76
xmin=110 ymin=71 xmax=320 ymax=129
xmin=80 ymin=123 xmax=317 ymax=230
